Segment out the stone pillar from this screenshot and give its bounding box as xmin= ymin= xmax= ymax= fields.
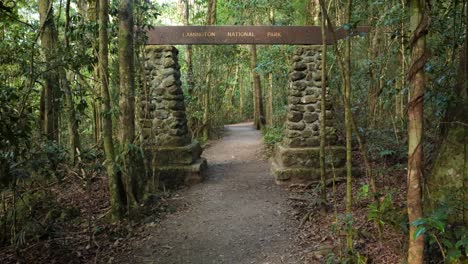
xmin=271 ymin=46 xmax=347 ymax=183
xmin=141 ymin=45 xmax=206 ymax=189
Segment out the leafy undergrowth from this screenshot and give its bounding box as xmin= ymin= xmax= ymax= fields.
xmin=262 ymin=125 xmax=284 ymax=155
xmin=0 ymin=168 xmax=175 ymax=264
xmin=287 ymin=154 xmax=407 ymax=264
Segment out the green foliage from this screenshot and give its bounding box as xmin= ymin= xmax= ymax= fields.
xmin=262 ymin=125 xmax=283 ymax=147
xmin=43 ymin=141 xmax=67 ymax=166
xmin=219 ymin=0 xmax=296 ymax=25
xmin=0 ymin=86 xmax=34 ymax=188
xmin=176 ymin=0 xmax=299 ymax=139
xmin=331 ymin=214 xmax=358 ymax=245
xmin=0 ymin=189 xmax=70 ymax=247
xmin=367 ymin=193 xmax=402 ymax=232
xmin=364 ymin=129 xmax=406 ymax=163
xmin=412 ymin=207 xmax=468 ymax=263
xmin=357 ymin=184 xmax=370 ymax=199
xmin=0 ymin=87 xmax=32 ymax=154
xmin=329 ymin=214 xmax=370 ymax=263
xmin=0 ymin=0 xmax=466 ymax=261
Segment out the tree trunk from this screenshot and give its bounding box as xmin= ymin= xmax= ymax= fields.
xmin=61 ymin=73 xmax=80 ymax=163
xmin=38 ymin=0 xmax=59 ymax=141
xmin=397 ymin=1 xmax=406 ymax=125
xmin=87 ymin=0 xmax=102 ymax=144
xmin=307 ymin=0 xmax=320 ymax=25
xmin=319 ymin=1 xmax=327 ymax=212
xmin=99 ymin=0 xmax=126 ymax=220
xmin=207 ymin=0 xmax=217 ymax=25
xmin=118 ymin=0 xmax=145 ymax=209
xmin=184 ymin=0 xmax=195 ymax=95
xmin=118 ymin=0 xmax=136 ymax=151
xmin=202 ymin=0 xmax=216 ymax=140
xmin=367 ymin=28 xmax=380 ymax=128
xmin=249 ymin=44 xmax=264 ymax=130
xmin=63 ymin=0 xmax=81 ymax=164
xmin=344 ymin=0 xmax=353 ymax=252
xmin=407 ymin=0 xmax=428 ymax=263
xmin=239 ymin=68 xmax=244 ymax=118
xmin=202 ymin=54 xmax=212 ymax=140
xmin=265 ymin=6 xmax=276 ymax=127
xmin=231 ymin=64 xmax=240 ymax=107
xmin=266 ymin=72 xmax=274 ymax=126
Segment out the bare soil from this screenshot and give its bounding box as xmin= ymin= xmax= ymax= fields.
xmin=119 ymin=123 xmax=300 ymax=264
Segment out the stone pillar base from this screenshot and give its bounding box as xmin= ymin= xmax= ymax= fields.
xmin=155 ymin=158 xmax=207 ymax=188
xmin=271 ymin=143 xmax=347 ymax=184
xmin=149 ymin=141 xmax=207 ymax=189
xmin=142 ymin=46 xmax=207 ymax=190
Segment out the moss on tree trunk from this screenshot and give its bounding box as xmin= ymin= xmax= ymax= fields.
xmin=425 ymin=44 xmax=467 ymax=225
xmin=425 ymin=122 xmax=467 ymax=224
xmin=118 ymin=0 xmax=146 ymax=211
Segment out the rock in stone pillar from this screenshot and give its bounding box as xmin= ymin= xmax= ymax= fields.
xmin=271 ymin=46 xmax=347 ymax=184
xmin=141 ymin=45 xmax=206 ymax=189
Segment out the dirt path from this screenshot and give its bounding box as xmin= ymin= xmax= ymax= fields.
xmin=130 ymin=123 xmax=299 ymax=264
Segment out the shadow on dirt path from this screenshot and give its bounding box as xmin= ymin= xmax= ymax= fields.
xmin=129 ymin=123 xmax=299 ymax=264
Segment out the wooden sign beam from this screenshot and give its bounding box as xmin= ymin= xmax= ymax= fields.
xmin=146 ymin=26 xmax=369 ymax=45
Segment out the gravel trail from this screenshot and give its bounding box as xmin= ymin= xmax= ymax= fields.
xmin=132 ymin=123 xmax=298 ymax=264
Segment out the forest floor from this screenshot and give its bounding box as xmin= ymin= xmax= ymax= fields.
xmin=0 ymin=122 xmax=407 ymax=263
xmin=116 ymin=122 xmax=407 ymax=264
xmin=118 ymin=122 xmax=301 ymax=263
